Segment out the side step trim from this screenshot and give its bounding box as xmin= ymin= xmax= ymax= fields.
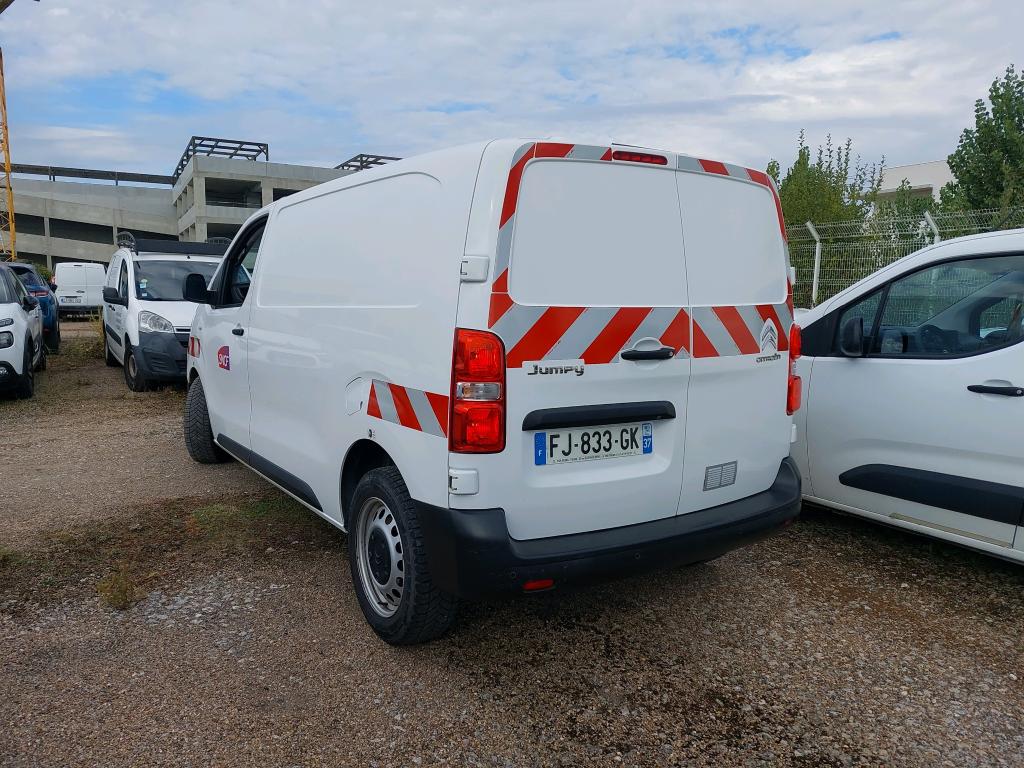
xmin=216 ymin=434 xmax=323 ymax=512
xmin=522 ymin=401 xmax=676 ymax=431
xmin=839 ymin=464 xmax=1024 ymax=526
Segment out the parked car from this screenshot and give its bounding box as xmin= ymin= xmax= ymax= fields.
xmin=792 ymin=229 xmax=1024 ymax=562
xmin=102 ymin=240 xmax=225 ymax=391
xmin=182 ymin=139 xmax=803 ymax=644
xmin=9 ymin=262 xmax=60 ymax=353
xmin=54 ymin=261 xmax=106 ymax=315
xmin=0 ymin=263 xmax=45 ymax=398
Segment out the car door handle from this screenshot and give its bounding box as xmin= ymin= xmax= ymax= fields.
xmin=620 ymin=346 xmax=675 ymax=361
xmin=231 ymin=327 xmax=245 ymax=336
xmin=967 ymin=384 xmax=1024 ymax=397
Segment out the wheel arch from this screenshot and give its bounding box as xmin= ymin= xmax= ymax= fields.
xmin=340 ymin=439 xmax=396 ymax=529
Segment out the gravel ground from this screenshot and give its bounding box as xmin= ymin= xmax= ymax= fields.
xmin=2 ymin=335 xmax=1023 ymax=767
xmin=0 ymin=325 xmax=267 ymax=548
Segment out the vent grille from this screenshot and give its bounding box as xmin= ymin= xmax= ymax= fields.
xmin=703 ymin=461 xmax=738 ymax=491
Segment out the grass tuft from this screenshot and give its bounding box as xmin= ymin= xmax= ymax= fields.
xmin=97 ymin=564 xmax=142 ymax=610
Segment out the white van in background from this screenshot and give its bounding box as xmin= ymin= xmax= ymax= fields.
xmin=102 ymin=240 xmax=225 ymax=391
xmin=182 ymin=139 xmax=803 ymax=644
xmin=54 ymin=262 xmax=106 ymax=314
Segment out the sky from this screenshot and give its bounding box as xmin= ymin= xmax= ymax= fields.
xmin=2 ymin=0 xmax=1022 ymax=177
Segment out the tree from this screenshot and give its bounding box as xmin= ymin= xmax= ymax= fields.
xmin=944 ymin=64 xmax=1024 ymax=225
xmin=767 ymin=131 xmax=883 ymax=227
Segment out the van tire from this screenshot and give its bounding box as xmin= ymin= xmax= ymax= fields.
xmin=123 ymin=344 xmax=149 ymax=392
xmin=348 ymin=467 xmax=457 ymax=645
xmin=15 ymin=342 xmax=34 ymax=399
xmin=184 ymin=377 xmax=229 ymax=464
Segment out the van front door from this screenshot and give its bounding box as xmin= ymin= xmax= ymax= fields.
xmin=807 ymin=253 xmax=1024 ymax=549
xmin=199 ymin=221 xmax=265 ymax=455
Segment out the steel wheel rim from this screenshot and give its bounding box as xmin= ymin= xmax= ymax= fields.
xmin=127 ymin=352 xmax=137 ymax=380
xmin=355 ymin=496 xmax=405 ymax=617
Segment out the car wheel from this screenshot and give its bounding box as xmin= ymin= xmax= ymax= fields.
xmin=15 ymin=341 xmax=34 ymax=399
xmin=183 ymin=376 xmax=229 ymax=464
xmin=36 ymin=343 xmax=47 ymax=372
xmin=122 ymin=343 xmax=149 ymax=392
xmin=348 ymin=466 xmax=458 ymax=645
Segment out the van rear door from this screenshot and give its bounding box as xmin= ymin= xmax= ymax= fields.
xmin=674 ymin=164 xmax=792 ymax=514
xmin=459 ymin=145 xmax=692 ymax=541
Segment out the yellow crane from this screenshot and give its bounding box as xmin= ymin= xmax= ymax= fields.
xmin=0 ymin=47 xmax=15 ymax=261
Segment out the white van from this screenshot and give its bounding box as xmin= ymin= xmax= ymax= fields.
xmin=182 ymin=139 xmax=803 ymax=644
xmin=54 ymin=261 xmax=106 ymax=314
xmin=102 ymin=240 xmax=225 ymax=391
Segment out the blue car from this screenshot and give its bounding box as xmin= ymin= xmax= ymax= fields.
xmin=10 ymin=263 xmax=61 ymax=353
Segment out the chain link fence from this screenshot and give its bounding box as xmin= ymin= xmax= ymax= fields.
xmin=787 ymin=207 xmax=1024 ymax=309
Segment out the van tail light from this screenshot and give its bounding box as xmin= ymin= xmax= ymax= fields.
xmin=450 ymin=328 xmax=506 ymax=453
xmin=611 ymin=150 xmax=668 ymax=165
xmin=786 ymin=324 xmax=802 ymax=415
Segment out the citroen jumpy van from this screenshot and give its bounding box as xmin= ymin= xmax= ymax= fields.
xmin=182 ymin=139 xmax=803 ymax=644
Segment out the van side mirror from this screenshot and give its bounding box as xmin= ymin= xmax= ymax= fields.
xmin=183 ymin=273 xmax=211 ymax=304
xmin=839 ymin=316 xmax=865 ymax=357
xmin=102 ymin=286 xmax=126 ymax=306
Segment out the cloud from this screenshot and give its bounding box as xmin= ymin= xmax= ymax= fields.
xmin=1 ymin=0 xmax=1022 ymax=174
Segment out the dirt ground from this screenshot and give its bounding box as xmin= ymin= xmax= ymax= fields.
xmin=2 ymin=331 xmax=1023 ymax=767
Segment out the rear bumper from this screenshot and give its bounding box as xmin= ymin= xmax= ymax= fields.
xmin=418 ymin=457 xmax=802 ymax=599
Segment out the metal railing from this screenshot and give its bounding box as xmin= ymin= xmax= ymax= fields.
xmin=789 ymin=207 xmax=1024 ymax=309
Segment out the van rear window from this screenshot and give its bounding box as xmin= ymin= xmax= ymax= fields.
xmin=509 ymin=161 xmax=687 ymax=307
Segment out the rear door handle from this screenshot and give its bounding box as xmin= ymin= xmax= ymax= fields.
xmin=620 ymin=346 xmax=675 ymax=361
xmin=968 ymin=384 xmax=1024 ymax=397
xmin=232 ymin=327 xmax=245 ymax=337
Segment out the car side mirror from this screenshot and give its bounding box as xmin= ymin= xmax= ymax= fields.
xmin=102 ymin=286 xmax=126 ymax=306
xmin=183 ymin=273 xmax=211 ymax=304
xmin=839 ymin=316 xmax=865 ymax=357
xmin=23 ymin=295 xmax=38 ymax=310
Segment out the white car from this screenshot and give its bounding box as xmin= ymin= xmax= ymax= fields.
xmin=101 ymin=240 xmax=225 ymax=391
xmin=183 ymin=139 xmax=803 ymax=644
xmin=54 ymin=261 xmax=106 ymax=314
xmin=0 ymin=263 xmax=45 ymax=398
xmin=793 ymin=229 xmax=1024 ymax=563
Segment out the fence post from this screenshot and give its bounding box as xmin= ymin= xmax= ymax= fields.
xmin=923 ymin=211 xmax=941 ymax=244
xmin=806 ymin=221 xmax=822 ymax=307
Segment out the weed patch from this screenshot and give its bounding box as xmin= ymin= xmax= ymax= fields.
xmin=0 ymin=491 xmax=342 ymax=613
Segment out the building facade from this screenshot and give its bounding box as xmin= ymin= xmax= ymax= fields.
xmin=9 ymin=137 xmax=371 ymax=269
xmin=877 ymin=160 xmax=954 ymax=202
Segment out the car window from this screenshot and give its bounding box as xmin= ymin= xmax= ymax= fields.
xmin=106 ymin=256 xmax=121 ymax=289
xmin=118 ymin=261 xmax=129 ymax=298
xmin=13 ymin=268 xmax=46 ymax=290
xmin=872 ymin=254 xmax=1024 ymax=358
xmin=134 ymin=260 xmax=218 ymax=301
xmin=0 ymin=269 xmax=14 ymax=303
xmin=9 ymin=270 xmax=28 ymax=302
xmin=836 ymin=288 xmax=883 ymax=347
xmin=221 ymin=223 xmax=265 ymax=307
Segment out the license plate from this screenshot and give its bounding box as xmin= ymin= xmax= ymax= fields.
xmin=534 ymin=422 xmax=653 ymax=466
xmin=62 ymin=297 xmax=81 ymax=303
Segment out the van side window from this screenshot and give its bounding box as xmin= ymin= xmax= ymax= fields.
xmin=869 ymin=254 xmax=1024 ymax=358
xmin=107 ymin=257 xmax=121 ymax=289
xmin=117 ymin=260 xmax=129 ymax=299
xmin=218 ymin=221 xmax=266 ymax=308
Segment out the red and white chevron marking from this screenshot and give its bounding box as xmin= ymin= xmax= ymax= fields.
xmin=487 ymin=141 xmax=793 ymax=366
xmin=367 ymin=379 xmax=449 ymax=437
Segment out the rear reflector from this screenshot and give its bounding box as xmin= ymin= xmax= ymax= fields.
xmin=787 ymin=374 xmax=803 ymax=415
xmin=612 ymin=150 xmax=668 ymax=166
xmin=522 ymin=578 xmax=554 ymax=592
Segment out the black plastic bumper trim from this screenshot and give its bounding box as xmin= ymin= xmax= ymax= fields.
xmin=522 ymin=400 xmax=676 ymax=431
xmin=839 ymin=463 xmax=1024 ymax=526
xmin=216 ymin=434 xmax=323 ymax=512
xmin=418 ymin=457 xmax=801 ymax=599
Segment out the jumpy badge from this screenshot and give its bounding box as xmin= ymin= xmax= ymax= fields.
xmin=217 ymin=345 xmax=231 ymax=370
